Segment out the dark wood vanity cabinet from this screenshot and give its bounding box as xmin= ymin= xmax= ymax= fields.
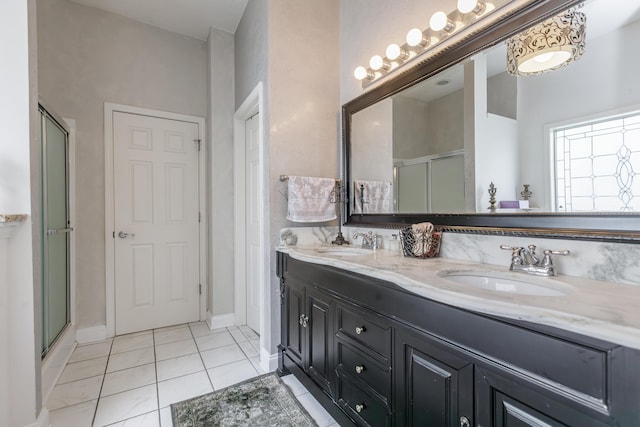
xmin=277 ymin=252 xmax=640 ymax=427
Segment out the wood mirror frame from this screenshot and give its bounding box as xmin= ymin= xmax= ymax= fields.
xmin=342 ymin=0 xmax=640 ymax=243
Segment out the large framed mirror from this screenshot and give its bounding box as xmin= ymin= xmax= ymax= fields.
xmin=343 ymin=0 xmax=640 ymax=242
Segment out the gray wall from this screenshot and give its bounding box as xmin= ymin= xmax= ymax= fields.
xmin=207 ymin=28 xmax=236 ymax=317
xmin=37 ymin=0 xmax=208 ymax=329
xmin=392 ymin=97 xmax=429 ymax=159
xmin=234 ymin=0 xmax=340 ymax=354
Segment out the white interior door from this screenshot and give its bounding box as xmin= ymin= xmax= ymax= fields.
xmin=113 ymin=112 xmax=200 ymax=335
xmin=245 ymin=113 xmax=261 ymax=333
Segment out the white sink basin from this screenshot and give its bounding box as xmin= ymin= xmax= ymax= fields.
xmin=441 ymin=271 xmax=568 ymax=296
xmin=314 ymin=247 xmax=371 ymax=256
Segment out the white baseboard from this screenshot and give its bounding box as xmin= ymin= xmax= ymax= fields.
xmin=28 ymin=408 xmax=50 ymax=427
xmin=41 ymin=325 xmax=76 ymax=404
xmin=76 ymin=325 xmax=108 ymax=343
xmin=260 ymin=347 xmax=278 ymax=373
xmin=206 ymin=312 xmax=235 ymax=330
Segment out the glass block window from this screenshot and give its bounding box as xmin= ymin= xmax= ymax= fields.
xmin=553 ymin=111 xmax=640 ymax=212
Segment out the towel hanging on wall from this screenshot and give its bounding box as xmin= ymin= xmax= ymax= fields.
xmin=354 ymin=180 xmax=392 ymax=213
xmin=286 ymin=176 xmax=337 ymax=222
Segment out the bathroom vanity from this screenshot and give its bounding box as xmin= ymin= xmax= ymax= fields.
xmin=277 ymin=247 xmax=640 ymax=427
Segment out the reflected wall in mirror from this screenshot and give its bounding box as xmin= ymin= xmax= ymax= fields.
xmin=347 ymin=0 xmax=640 ymax=219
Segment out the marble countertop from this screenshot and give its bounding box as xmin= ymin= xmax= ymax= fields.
xmin=0 ymin=214 xmax=28 ymax=239
xmin=279 ymin=245 xmax=640 ymax=350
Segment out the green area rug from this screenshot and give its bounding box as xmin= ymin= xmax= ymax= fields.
xmin=171 ymin=373 xmax=319 ymax=427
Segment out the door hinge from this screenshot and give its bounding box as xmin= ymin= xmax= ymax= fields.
xmin=113 ymin=231 xmax=115 ymax=238
xmin=198 ymin=212 xmax=201 ymax=223
xmin=194 ymin=139 xmax=201 ymax=152
xmin=199 ymin=284 xmax=202 ymax=295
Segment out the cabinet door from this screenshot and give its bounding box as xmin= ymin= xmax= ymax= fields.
xmin=306 ymin=287 xmax=333 ymax=394
xmin=395 ymin=327 xmax=474 ymax=427
xmin=475 ymin=366 xmax=610 ymax=427
xmin=283 ymin=280 xmax=305 ymax=368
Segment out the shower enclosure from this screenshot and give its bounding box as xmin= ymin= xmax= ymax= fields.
xmin=39 ymin=103 xmax=71 ymax=358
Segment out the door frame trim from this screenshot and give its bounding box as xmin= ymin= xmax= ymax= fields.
xmin=233 ymin=82 xmax=269 ymax=366
xmin=104 ymin=103 xmax=206 ymax=338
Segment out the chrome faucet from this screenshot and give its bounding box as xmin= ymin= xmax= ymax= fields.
xmin=500 ymin=244 xmax=570 ymax=277
xmin=352 ymin=231 xmax=379 ymax=250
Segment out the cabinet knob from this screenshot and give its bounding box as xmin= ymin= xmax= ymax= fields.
xmin=355 ymin=403 xmax=365 ymax=413
xmin=460 ymin=416 xmax=470 ymax=427
xmin=355 ymin=365 xmax=365 ymax=374
xmin=355 ymin=326 xmax=366 ymax=335
xmin=299 ymin=314 xmax=308 ymax=327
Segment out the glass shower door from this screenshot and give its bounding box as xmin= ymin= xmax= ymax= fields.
xmin=40 ymin=106 xmax=71 ymax=357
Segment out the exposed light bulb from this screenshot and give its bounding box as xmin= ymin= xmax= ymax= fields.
xmin=354 ymin=66 xmax=369 ymax=80
xmin=369 ymin=55 xmax=385 ymax=70
xmin=457 ymin=0 xmax=480 ymax=14
xmin=386 ymin=43 xmax=408 ymax=61
xmin=406 ymin=28 xmax=426 ymax=47
xmin=430 ymin=11 xmax=452 ymax=32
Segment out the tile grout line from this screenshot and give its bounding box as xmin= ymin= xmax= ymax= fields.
xmin=91 ymin=338 xmax=114 ymax=427
xmin=152 ymin=328 xmax=162 ymax=426
xmin=191 ymin=323 xmax=216 ymax=392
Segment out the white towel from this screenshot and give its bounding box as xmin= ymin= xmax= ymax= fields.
xmin=286 ymin=176 xmax=337 ymax=223
xmin=354 ymin=180 xmax=392 ymax=213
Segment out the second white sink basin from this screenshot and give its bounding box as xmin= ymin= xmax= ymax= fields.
xmin=314 ymin=247 xmax=371 ymax=256
xmin=441 ymin=271 xmax=568 ymax=296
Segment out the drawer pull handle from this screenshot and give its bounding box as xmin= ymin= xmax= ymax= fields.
xmin=355 ymin=326 xmax=366 ymax=335
xmin=299 ymin=314 xmax=308 ymax=328
xmin=355 ymin=403 xmax=365 ymax=413
xmin=460 ymin=416 xmax=470 ymax=427
xmin=355 ymin=365 xmax=365 ymax=374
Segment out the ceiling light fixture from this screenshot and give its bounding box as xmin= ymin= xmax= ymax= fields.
xmin=507 ymin=8 xmax=586 ymax=76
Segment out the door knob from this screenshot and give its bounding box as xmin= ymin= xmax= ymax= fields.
xmin=460 ymin=416 xmax=470 ymax=427
xmin=118 ymin=231 xmax=135 ymax=239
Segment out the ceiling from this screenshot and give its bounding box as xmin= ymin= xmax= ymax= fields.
xmin=69 ymin=0 xmax=248 ymax=40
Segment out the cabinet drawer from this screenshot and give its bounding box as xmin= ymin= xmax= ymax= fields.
xmin=337 ymin=374 xmax=392 ymax=427
xmin=336 ymin=303 xmax=392 ymax=360
xmin=336 ymin=340 xmax=391 ymax=402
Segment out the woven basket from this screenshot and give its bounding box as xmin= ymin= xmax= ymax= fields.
xmin=399 ymin=227 xmax=442 ymax=258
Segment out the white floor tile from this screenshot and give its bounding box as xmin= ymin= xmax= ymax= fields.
xmin=68 ymin=341 xmax=112 ymax=363
xmin=101 ymin=363 xmax=156 ymax=397
xmin=58 ymin=356 xmax=108 ymax=384
xmin=156 ymin=353 xmax=205 ymax=382
xmin=48 ymin=399 xmax=97 ymax=427
xmin=104 ymin=410 xmax=160 ymax=427
xmin=154 ymin=326 xmax=192 ymax=346
xmin=194 ymin=330 xmax=235 ymax=352
xmin=155 ymin=338 xmax=197 ymax=361
xmin=154 ymin=324 xmax=187 ymax=333
xmin=188 ymin=322 xmax=220 ymax=338
xmin=200 ymin=343 xmax=246 ymax=369
xmin=47 ymin=375 xmax=104 ymax=411
xmin=159 ymin=406 xmax=173 ymax=427
xmin=107 ymin=347 xmax=155 ymax=373
xmin=281 ymin=374 xmax=309 ymax=397
xmin=157 ymin=371 xmax=213 ymax=408
xmin=93 ymin=384 xmax=158 ymax=426
xmin=228 ymin=328 xmax=248 ymax=342
xmin=111 ymin=332 xmax=153 ymax=354
xmin=208 ymin=359 xmax=258 ymax=390
xmin=296 ymin=392 xmax=337 ymax=427
xmin=238 ymin=340 xmax=259 ymax=357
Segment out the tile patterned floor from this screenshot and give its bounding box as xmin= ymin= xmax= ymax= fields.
xmin=47 ymin=323 xmax=338 ymax=427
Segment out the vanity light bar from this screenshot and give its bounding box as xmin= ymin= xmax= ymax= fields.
xmin=354 ymin=1 xmax=497 ymax=88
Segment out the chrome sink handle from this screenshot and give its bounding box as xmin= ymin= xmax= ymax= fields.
xmin=500 ymin=245 xmax=524 ymax=265
xmin=541 ymin=249 xmax=570 ymax=271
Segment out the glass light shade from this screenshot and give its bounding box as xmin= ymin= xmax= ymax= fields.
xmin=457 ymin=0 xmax=479 ymax=14
xmin=430 ymin=11 xmax=449 ymax=31
xmin=354 ymin=66 xmax=368 ymax=80
xmin=406 ymin=28 xmax=425 ymax=47
xmin=369 ymin=55 xmax=384 ymax=70
xmin=507 ymin=9 xmax=586 ymax=76
xmin=386 ymin=44 xmax=401 ymax=60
